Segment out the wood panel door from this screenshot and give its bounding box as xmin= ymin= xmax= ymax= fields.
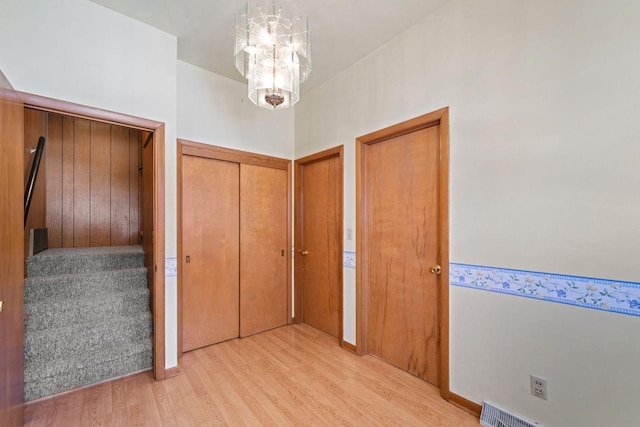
xmin=0 ymin=71 xmax=25 ymax=426
xmin=358 ymin=112 xmax=449 ymax=388
xmin=181 ymin=156 xmax=240 ymax=351
xmin=295 ymin=148 xmax=343 ymax=338
xmin=240 ymin=164 xmax=288 ymax=337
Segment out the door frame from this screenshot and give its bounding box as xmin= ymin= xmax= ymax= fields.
xmin=18 ymin=92 xmax=168 ymax=380
xmin=177 ymin=139 xmax=292 ymax=356
xmin=355 ymin=107 xmax=450 ymax=399
xmin=294 ymin=145 xmax=344 ymax=344
xmin=0 ymin=71 xmax=25 ymax=426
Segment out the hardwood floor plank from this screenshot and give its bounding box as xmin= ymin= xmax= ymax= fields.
xmin=80 ymin=382 xmax=112 ymax=423
xmin=234 ymin=352 xmax=307 ymax=424
xmin=109 ymin=377 xmax=127 ymax=413
xmin=196 ymin=348 xmax=262 ymax=426
xmin=25 ymin=324 xmax=479 ymax=426
xmin=149 ymin=379 xmax=178 ymax=426
xmin=124 ymin=372 xmax=163 ymax=426
xmin=207 ymin=348 xmax=289 ymax=426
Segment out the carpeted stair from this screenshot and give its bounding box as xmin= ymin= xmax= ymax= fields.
xmin=24 ymin=245 xmax=152 ymax=401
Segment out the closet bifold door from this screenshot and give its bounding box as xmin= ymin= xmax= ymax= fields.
xmin=181 ymin=155 xmax=240 ymax=351
xmin=239 ymin=164 xmax=288 ymax=337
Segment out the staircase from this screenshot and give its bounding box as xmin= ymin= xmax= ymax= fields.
xmin=24 ymin=245 xmax=153 ymax=401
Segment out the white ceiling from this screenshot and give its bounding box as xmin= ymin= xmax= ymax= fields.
xmin=89 ymin=0 xmax=450 ymax=92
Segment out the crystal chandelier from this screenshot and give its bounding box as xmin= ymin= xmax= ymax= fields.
xmin=235 ymin=0 xmax=311 ymax=109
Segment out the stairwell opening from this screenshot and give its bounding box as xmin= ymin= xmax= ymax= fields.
xmin=21 ymin=97 xmax=165 ymax=401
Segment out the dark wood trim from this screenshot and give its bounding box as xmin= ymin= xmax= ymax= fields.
xmin=355 ymin=110 xmax=445 ymax=144
xmin=21 ymin=92 xmax=167 ymax=381
xmin=296 ymin=145 xmax=343 ymax=165
xmin=438 ymin=110 xmax=451 ymax=399
xmin=164 ymin=366 xmax=181 ymax=379
xmin=286 ymin=161 xmax=293 ymax=324
xmin=338 ymin=147 xmax=345 ymax=340
xmin=18 ymin=92 xmax=162 ymax=131
xmin=293 ymin=158 xmax=303 ymax=326
xmin=179 ymin=139 xmax=289 ymax=170
xmin=0 ymin=73 xmax=25 ymax=427
xmin=355 ymin=107 xmax=450 ymax=397
xmin=341 ymin=340 xmax=357 ymax=354
xmin=294 ymin=145 xmax=344 ymax=342
xmin=176 ymin=142 xmax=183 ymax=357
xmin=449 ymin=393 xmax=482 ymax=417
xmin=355 ymin=140 xmax=365 ymax=357
xmin=177 ymin=140 xmax=293 ymax=357
xmin=152 ymin=126 xmax=166 ymax=380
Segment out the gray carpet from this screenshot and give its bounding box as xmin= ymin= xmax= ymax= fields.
xmin=24 ymin=245 xmax=152 ymax=401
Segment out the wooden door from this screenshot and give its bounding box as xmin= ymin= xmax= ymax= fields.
xmin=182 ymin=156 xmax=240 ymax=351
xmin=296 ymin=150 xmax=342 ymax=338
xmin=364 ymin=124 xmax=442 ymax=386
xmin=240 ymin=164 xmax=288 ymax=337
xmin=0 ymin=71 xmax=25 ymax=426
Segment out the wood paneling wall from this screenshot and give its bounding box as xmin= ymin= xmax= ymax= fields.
xmin=44 ymin=113 xmax=141 ymax=248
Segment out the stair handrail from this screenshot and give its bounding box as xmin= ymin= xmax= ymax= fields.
xmin=24 ymin=136 xmax=46 ymax=226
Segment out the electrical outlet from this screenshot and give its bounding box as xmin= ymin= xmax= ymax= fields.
xmin=346 ymin=228 xmax=353 ymax=240
xmin=530 ymin=375 xmax=548 ymax=400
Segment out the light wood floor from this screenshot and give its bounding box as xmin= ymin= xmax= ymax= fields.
xmin=25 ymin=324 xmax=479 ymax=426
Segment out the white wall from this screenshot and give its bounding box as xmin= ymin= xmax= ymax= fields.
xmin=177 ymin=61 xmax=295 ymax=159
xmin=0 ymin=0 xmax=180 ymax=368
xmin=295 ymin=1 xmax=640 ymax=426
xmin=0 ymin=0 xmax=176 ymax=139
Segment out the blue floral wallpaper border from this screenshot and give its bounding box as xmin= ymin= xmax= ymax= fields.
xmin=450 ymin=263 xmax=640 ymax=317
xmin=343 ymin=251 xmax=356 ymax=269
xmin=164 ymin=251 xmax=640 ymax=317
xmin=165 ymin=257 xmax=177 ymax=277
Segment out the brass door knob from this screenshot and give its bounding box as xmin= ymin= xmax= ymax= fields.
xmin=430 ymin=265 xmax=442 ymax=274
xmin=301 ymin=250 xmax=309 ymax=255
